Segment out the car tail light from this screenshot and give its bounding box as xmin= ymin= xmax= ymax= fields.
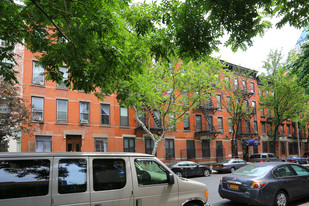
xmin=220 ymin=178 xmax=222 ymax=184
xmin=251 ymin=180 xmax=267 ymax=189
xmin=222 ymin=164 xmax=226 ymax=167
xmin=261 ymin=159 xmax=264 ymax=162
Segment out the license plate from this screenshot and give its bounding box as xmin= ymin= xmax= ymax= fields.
xmin=253 ymin=161 xmax=256 ymax=163
xmin=215 ymin=165 xmax=219 ymax=167
xmin=229 ymin=184 xmax=239 ymax=190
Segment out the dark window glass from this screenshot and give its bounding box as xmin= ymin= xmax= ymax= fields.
xmin=274 ymin=166 xmax=293 ymax=177
xmin=184 ymin=116 xmax=190 ymax=130
xmin=120 ymin=107 xmax=129 ymax=126
xmin=281 ymin=142 xmax=286 ymax=155
xmin=208 ymin=116 xmax=213 ymax=131
xmin=186 ymin=140 xmax=196 ymax=159
xmin=202 ymin=140 xmax=210 ymax=157
xmin=218 ymin=117 xmax=223 ymax=132
xmin=216 ymin=141 xmax=224 ymax=158
xmin=93 ymin=159 xmax=126 ymax=191
xmin=101 ymin=104 xmax=110 ymax=125
xmin=145 ymin=139 xmax=154 ymax=155
xmin=262 ymin=122 xmax=266 ymax=135
xmin=0 ymin=160 xmax=50 ymax=199
xmin=95 ymin=138 xmax=107 ymax=152
xmin=135 ymin=160 xmax=168 ymax=186
xmin=165 ymin=139 xmax=175 ymax=159
xmin=253 ymin=145 xmax=259 ymax=153
xmin=123 ymin=137 xmax=135 ymax=152
xmin=196 ymin=115 xmax=202 ymax=131
xmin=263 ymin=142 xmax=268 ymax=153
xmin=58 ymin=159 xmax=87 ymax=194
xmin=289 ymin=143 xmax=293 ymax=154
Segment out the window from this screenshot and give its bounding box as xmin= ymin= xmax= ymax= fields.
xmin=262 ymin=122 xmax=266 ymax=135
xmin=253 ymin=145 xmax=258 ymax=153
xmin=36 ymin=136 xmax=52 ymax=152
xmin=32 ymin=61 xmax=44 ymax=85
xmin=234 ymin=78 xmax=239 ymax=88
xmin=267 ymin=109 xmax=271 ymax=117
xmin=186 ymin=140 xmax=196 ymax=159
xmin=261 ymin=108 xmax=265 ymax=117
xmin=153 ymin=110 xmax=161 ymax=127
xmin=145 ymin=139 xmax=154 ymax=155
xmin=259 ymin=88 xmax=263 ymax=96
xmin=120 ymin=107 xmax=129 ymax=126
xmin=252 ymin=101 xmax=256 ymax=114
xmin=165 ymin=139 xmax=175 ymax=159
xmin=237 ymin=121 xmax=242 ymax=134
xmin=208 ymin=116 xmax=213 ymax=131
xmin=254 ymin=121 xmax=258 ymax=134
xmin=57 ymin=99 xmax=68 ymax=123
xmin=184 ymin=116 xmax=190 ymax=130
xmin=123 ymin=137 xmax=135 ymax=152
xmin=263 ymin=142 xmax=268 ymax=153
xmin=137 ymin=109 xmax=146 ymax=125
xmin=100 ymin=104 xmax=110 ymax=125
xmin=218 ymin=117 xmax=223 ymax=132
xmin=291 ymin=165 xmax=309 ymax=176
xmin=268 ymin=123 xmax=272 ymax=135
xmin=250 ymin=82 xmax=255 ymax=93
xmin=242 ymin=80 xmax=247 ymax=91
xmin=94 ymin=138 xmax=107 ymax=152
xmin=182 ymin=90 xmax=188 ymax=105
xmin=93 ymin=159 xmax=126 ymax=191
xmin=0 ymin=160 xmax=50 ymax=199
xmin=57 ymin=67 xmax=68 ymax=88
xmin=281 ymin=142 xmax=286 ymax=155
xmin=202 ymin=140 xmax=210 ymax=157
xmin=287 ymin=124 xmax=291 ymax=136
xmin=196 ymin=115 xmax=202 ymax=132
xmin=274 ymin=166 xmax=293 ymax=177
xmin=80 ymin=102 xmax=90 ymax=124
xmin=216 ymin=141 xmax=224 ymax=158
xmin=246 ymin=121 xmax=250 ymax=133
xmin=228 ymin=118 xmax=233 ymax=132
xmin=281 ymin=125 xmax=284 ymax=135
xmin=216 ymin=95 xmax=221 ymax=109
xmin=135 ymin=160 xmax=168 ymax=186
xmin=58 ymin=159 xmax=87 ymax=194
xmin=289 ymin=143 xmax=293 ymax=154
xmin=32 ymin=97 xmax=44 ymax=121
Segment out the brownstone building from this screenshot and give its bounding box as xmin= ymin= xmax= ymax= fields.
xmin=11 ymin=44 xmax=309 ymax=164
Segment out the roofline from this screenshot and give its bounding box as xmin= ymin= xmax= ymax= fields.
xmin=0 ymin=152 xmax=154 ymax=158
xmin=220 ymin=60 xmax=258 ymax=79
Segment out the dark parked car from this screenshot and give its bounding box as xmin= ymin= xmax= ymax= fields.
xmin=249 ymin=153 xmax=285 ymax=163
xmin=213 ymin=158 xmax=251 ymax=173
xmin=219 ymin=162 xmax=309 ymax=206
xmin=285 ymin=155 xmax=309 ymax=164
xmin=303 ymin=151 xmax=309 ymax=158
xmin=170 ymin=161 xmax=211 ymax=178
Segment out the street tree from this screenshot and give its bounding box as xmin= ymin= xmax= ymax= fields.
xmin=219 ymin=67 xmax=258 ymax=158
xmin=259 ymin=49 xmax=309 ymax=154
xmin=120 ymin=56 xmax=225 ymax=155
xmin=0 ymin=78 xmax=33 ymax=151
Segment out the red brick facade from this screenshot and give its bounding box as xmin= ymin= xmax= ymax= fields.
xmin=18 ymin=47 xmax=308 ymax=164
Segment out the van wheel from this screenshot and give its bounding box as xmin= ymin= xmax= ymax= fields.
xmin=203 ymin=169 xmax=210 ymax=177
xmin=185 ymin=202 xmax=200 ymax=206
xmin=274 ymin=190 xmax=288 ymax=206
xmin=175 ymin=171 xmax=183 ymax=178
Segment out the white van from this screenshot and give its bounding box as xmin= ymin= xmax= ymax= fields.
xmin=0 ymin=152 xmax=209 ymax=206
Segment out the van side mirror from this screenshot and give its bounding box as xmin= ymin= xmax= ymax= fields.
xmin=167 ymin=173 xmax=174 ymax=185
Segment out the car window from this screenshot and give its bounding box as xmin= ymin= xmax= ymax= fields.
xmin=250 ymin=154 xmax=260 ymax=159
xmin=135 ymin=160 xmax=168 ymax=186
xmin=262 ymin=155 xmax=267 ymax=158
xmin=268 ymin=154 xmax=275 ymax=158
xmin=273 ymin=166 xmax=294 ymax=177
xmin=291 ymin=165 xmax=309 ymax=176
xmin=93 ymin=159 xmax=126 ymax=191
xmin=178 ymin=163 xmax=188 ymax=166
xmin=233 ymin=165 xmax=273 ymax=176
xmin=188 ymin=162 xmax=197 ymax=166
xmin=239 ymin=160 xmax=246 ymax=163
xmin=231 ymin=160 xmax=239 ymax=163
xmin=0 ymin=159 xmax=50 ymax=199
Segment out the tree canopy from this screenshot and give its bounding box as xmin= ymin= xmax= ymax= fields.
xmin=1 ymin=0 xmax=308 ymax=99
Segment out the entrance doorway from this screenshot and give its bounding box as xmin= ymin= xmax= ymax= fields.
xmin=66 ymin=135 xmax=82 ymax=152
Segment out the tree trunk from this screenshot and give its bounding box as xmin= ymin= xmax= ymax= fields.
xmin=273 ymin=125 xmax=279 ymax=154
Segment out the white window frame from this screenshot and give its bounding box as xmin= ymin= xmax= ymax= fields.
xmin=32 ymin=61 xmax=45 ymax=85
xmin=32 ymin=97 xmax=44 ymax=121
xmin=57 ymin=99 xmax=68 ymax=123
xmin=80 ymin=102 xmax=90 ymax=124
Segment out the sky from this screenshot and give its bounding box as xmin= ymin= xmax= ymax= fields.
xmin=213 ymin=24 xmax=303 ymax=74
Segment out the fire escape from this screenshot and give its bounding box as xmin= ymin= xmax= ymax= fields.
xmin=134 ymin=105 xmax=163 ymax=135
xmin=194 ymin=99 xmax=221 ymax=138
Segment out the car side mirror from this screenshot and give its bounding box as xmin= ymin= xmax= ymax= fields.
xmin=167 ymin=173 xmax=175 ymax=185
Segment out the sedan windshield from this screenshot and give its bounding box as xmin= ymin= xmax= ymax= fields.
xmin=233 ymin=165 xmax=273 ymax=176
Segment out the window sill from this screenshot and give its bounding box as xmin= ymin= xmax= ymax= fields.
xmin=80 ymin=123 xmax=90 ymax=126
xmin=56 ymin=122 xmax=68 ymax=125
xmin=100 ymin=124 xmax=111 ymax=128
xmin=120 ymin=126 xmax=130 ymax=129
xmin=56 ymin=87 xmax=69 ymax=91
xmin=32 ymin=120 xmax=44 ymax=124
xmin=31 ymin=84 xmax=45 ymax=87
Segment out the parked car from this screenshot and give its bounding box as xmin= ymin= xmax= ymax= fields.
xmin=285 ymin=155 xmax=309 ymax=164
xmin=249 ymin=153 xmax=285 ymax=163
xmin=303 ymin=151 xmax=309 ymax=158
xmin=219 ymin=162 xmax=309 ymax=206
xmin=170 ymin=161 xmax=212 ymax=178
xmin=213 ymin=158 xmax=251 ymax=173
xmin=0 ymin=152 xmax=210 ymax=206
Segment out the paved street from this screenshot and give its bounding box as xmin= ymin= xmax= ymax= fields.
xmin=191 ymin=172 xmax=309 ymax=206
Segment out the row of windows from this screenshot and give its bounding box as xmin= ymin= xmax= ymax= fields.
xmin=0 ymin=158 xmax=169 ymax=199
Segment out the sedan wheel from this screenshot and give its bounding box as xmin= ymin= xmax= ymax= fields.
xmin=230 ymin=167 xmax=235 ymax=173
xmin=175 ymin=171 xmax=183 ymax=178
xmin=203 ymin=169 xmax=210 ymax=177
xmin=274 ymin=191 xmax=288 ymax=206
xmin=306 ymin=160 xmax=309 ymax=164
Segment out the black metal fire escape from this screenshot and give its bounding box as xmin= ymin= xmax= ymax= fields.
xmin=134 ymin=105 xmax=163 ymax=135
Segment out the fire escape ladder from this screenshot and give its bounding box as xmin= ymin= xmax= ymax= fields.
xmin=144 ymin=105 xmax=161 ymax=128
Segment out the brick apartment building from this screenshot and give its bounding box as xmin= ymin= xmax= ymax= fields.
xmin=9 ymin=43 xmax=309 ymax=164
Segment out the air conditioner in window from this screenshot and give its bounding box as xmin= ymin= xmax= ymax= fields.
xmin=80 ymin=119 xmax=89 ymax=124
xmin=33 ymin=79 xmax=43 ymax=85
xmin=32 ymin=116 xmax=43 ymax=121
